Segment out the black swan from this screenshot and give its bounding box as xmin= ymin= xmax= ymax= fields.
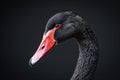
xmin=29 ymin=11 xmax=99 ymax=80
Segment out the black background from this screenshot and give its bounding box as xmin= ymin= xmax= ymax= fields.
xmin=1 ymin=0 xmax=120 ymax=80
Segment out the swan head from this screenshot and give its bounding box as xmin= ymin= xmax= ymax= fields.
xmin=29 ymin=11 xmax=83 ymax=65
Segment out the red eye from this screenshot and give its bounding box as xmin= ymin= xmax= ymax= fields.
xmin=55 ymin=24 xmax=61 ymax=29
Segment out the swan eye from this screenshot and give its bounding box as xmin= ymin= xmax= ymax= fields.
xmin=54 ymin=24 xmax=61 ymax=29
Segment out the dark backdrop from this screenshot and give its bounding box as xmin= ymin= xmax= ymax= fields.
xmin=1 ymin=0 xmax=120 ymax=80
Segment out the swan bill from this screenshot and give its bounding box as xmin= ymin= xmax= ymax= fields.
xmin=29 ymin=28 xmax=57 ymax=65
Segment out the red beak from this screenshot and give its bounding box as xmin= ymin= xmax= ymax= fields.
xmin=29 ymin=24 xmax=60 ymax=65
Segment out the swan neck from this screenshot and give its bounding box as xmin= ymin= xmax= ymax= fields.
xmin=71 ymin=36 xmax=98 ymax=80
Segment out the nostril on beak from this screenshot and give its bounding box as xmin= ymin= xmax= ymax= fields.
xmin=41 ymin=44 xmax=45 ymax=49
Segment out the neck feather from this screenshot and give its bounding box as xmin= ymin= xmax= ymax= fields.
xmin=71 ymin=25 xmax=99 ymax=80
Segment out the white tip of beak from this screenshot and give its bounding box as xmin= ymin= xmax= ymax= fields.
xmin=29 ymin=57 xmax=37 ymax=66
